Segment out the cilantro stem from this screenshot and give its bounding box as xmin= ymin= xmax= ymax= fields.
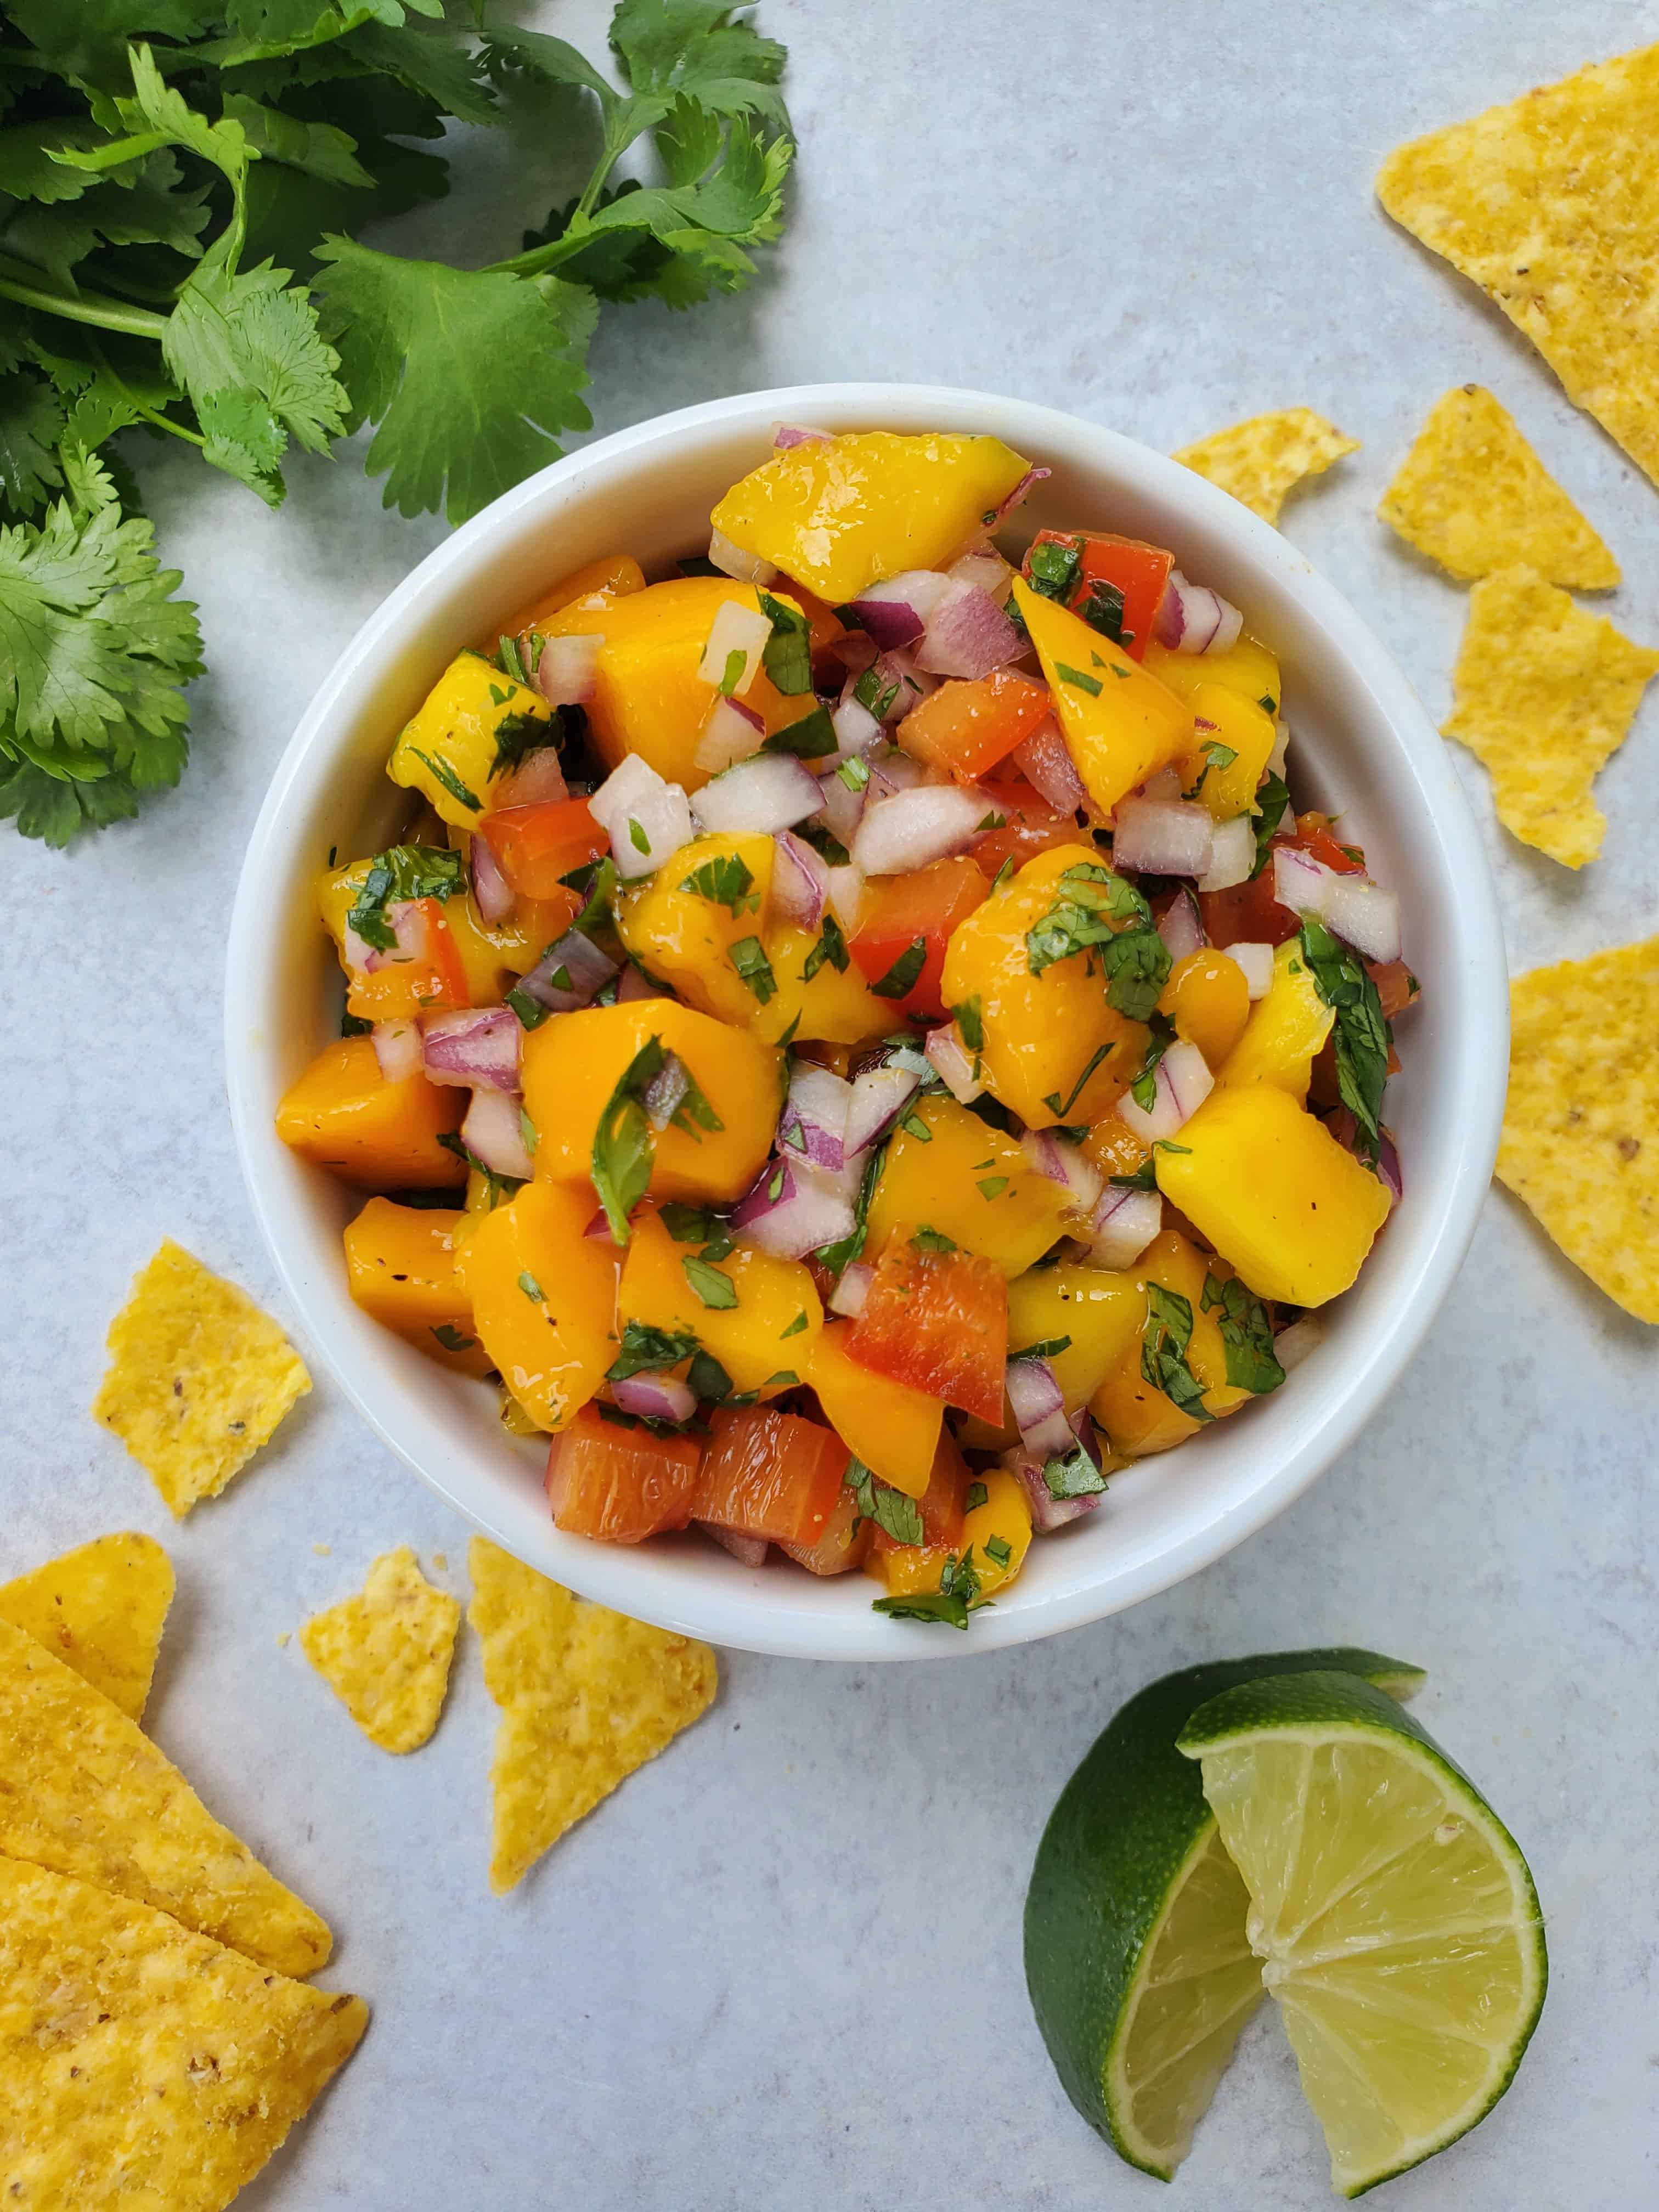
xmin=0 ymin=267 xmax=167 ymax=342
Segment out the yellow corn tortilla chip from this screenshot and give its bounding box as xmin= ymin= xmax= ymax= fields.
xmin=468 ymin=1538 xmax=716 ymax=1894
xmin=1377 ymin=44 xmax=1659 ymax=492
xmin=1379 ymin=385 xmax=1620 ymax=586
xmin=0 ymin=1532 xmax=173 ymax=1722
xmin=1443 ymin=565 xmax=1659 ymax=866
xmin=93 ymin=1241 xmax=311 ymax=1517
xmin=0 ymin=1853 xmax=365 ymax=2212
xmin=0 ymin=1616 xmax=331 ymax=1977
xmin=1173 ymin=408 xmax=1359 ymax=524
xmin=1498 ymin=938 xmax=1659 ymax=1322
xmin=300 ymin=1548 xmax=460 ymax=1754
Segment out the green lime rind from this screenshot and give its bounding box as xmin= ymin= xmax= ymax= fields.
xmin=1024 ymin=1648 xmax=1423 ymax=2180
xmin=1178 ymin=1671 xmax=1547 ymax=2198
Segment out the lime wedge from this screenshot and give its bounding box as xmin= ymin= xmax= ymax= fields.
xmin=1024 ymin=1649 xmax=1424 ymax=2180
xmin=1178 ymin=1671 xmax=1547 ymax=2198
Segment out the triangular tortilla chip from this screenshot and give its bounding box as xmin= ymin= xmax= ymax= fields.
xmin=1498 ymin=937 xmax=1659 ymax=1322
xmin=1379 ymin=385 xmax=1620 ymax=586
xmin=0 ymin=1533 xmax=174 ymax=1722
xmin=300 ymin=1548 xmax=460 ymax=1754
xmin=1443 ymin=565 xmax=1659 ymax=866
xmin=1173 ymin=409 xmax=1358 ymax=524
xmin=0 ymin=1617 xmax=330 ymax=1977
xmin=1378 ymin=44 xmax=1659 ymax=491
xmin=94 ymin=1241 xmax=311 ymax=1517
xmin=0 ymin=1853 xmax=365 ymax=2212
xmin=468 ymin=1538 xmax=716 ymax=1894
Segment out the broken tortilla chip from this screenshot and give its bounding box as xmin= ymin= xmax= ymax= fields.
xmin=1379 ymin=385 xmax=1620 ymax=586
xmin=468 ymin=1538 xmax=716 ymax=1894
xmin=1498 ymin=937 xmax=1659 ymax=1323
xmin=1443 ymin=565 xmax=1659 ymax=866
xmin=0 ymin=1616 xmax=330 ymax=1977
xmin=0 ymin=1854 xmax=365 ymax=2212
xmin=1173 ymin=408 xmax=1359 ymax=524
xmin=94 ymin=1240 xmax=311 ymax=1517
xmin=1377 ymin=44 xmax=1659 ymax=490
xmin=300 ymin=1548 xmax=460 ymax=1754
xmin=0 ymin=1532 xmax=173 ymax=1722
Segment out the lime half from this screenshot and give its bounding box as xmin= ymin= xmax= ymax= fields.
xmin=1024 ymin=1649 xmax=1423 ymax=2181
xmin=1179 ymin=1671 xmax=1547 ymax=2198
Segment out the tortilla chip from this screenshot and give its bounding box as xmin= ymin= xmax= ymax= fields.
xmin=1443 ymin=565 xmax=1659 ymax=866
xmin=93 ymin=1241 xmax=311 ymax=1517
xmin=1379 ymin=385 xmax=1620 ymax=586
xmin=1377 ymin=44 xmax=1659 ymax=492
xmin=0 ymin=1533 xmax=173 ymax=1722
xmin=0 ymin=1854 xmax=365 ymax=2212
xmin=1498 ymin=938 xmax=1659 ymax=1322
xmin=1173 ymin=409 xmax=1359 ymax=524
xmin=468 ymin=1538 xmax=716 ymax=1894
xmin=0 ymin=1617 xmax=330 ymax=1977
xmin=300 ymin=1548 xmax=460 ymax=1754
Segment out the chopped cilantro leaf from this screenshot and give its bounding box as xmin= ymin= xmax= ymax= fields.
xmin=910 ymin=1226 xmax=956 ymax=1254
xmin=609 ymin=1319 xmax=699 ymax=1383
xmin=1141 ymin=1284 xmax=1213 ymax=1423
xmin=1043 ymin=1036 xmax=1120 ymax=1120
xmin=410 ymin=749 xmax=482 ymax=812
xmin=802 ymin=912 xmax=850 ymax=979
xmin=1202 ymin=1274 xmax=1286 ymax=1395
xmin=965 ymin=1481 xmax=990 ymax=1513
xmin=869 ymin=936 xmax=927 ymax=1000
xmin=341 ymin=1012 xmax=373 ymax=1038
xmin=729 ymin=935 xmax=777 ymax=1003
xmin=431 ymin=1323 xmax=478 ymax=1352
xmin=1008 ymin=1335 xmax=1072 ymax=1362
xmin=816 ymin=1139 xmax=887 ymax=1277
xmin=518 ymin=1271 xmax=545 ymax=1302
xmin=1299 ymin=918 xmax=1390 ymax=1166
xmin=762 ymin=704 xmax=838 ymax=758
xmin=757 ymin=590 xmax=812 ymax=695
xmin=780 ymin=1311 xmax=809 ymax=1338
xmin=720 ymin=646 xmax=747 ymax=697
xmin=682 ymin=1255 xmax=738 ymax=1309
xmin=854 ymin=665 xmax=900 ymax=718
xmin=1044 ymin=1441 xmax=1110 ymax=1498
xmin=680 ymin=852 xmax=755 ymax=912
xmin=1027 ymin=539 xmax=1081 ymax=600
xmin=660 ymin=1203 xmax=722 ymax=1246
xmin=1250 ymin=772 xmax=1292 ymax=878
xmin=1129 ymin=1013 xmax=1176 ymax=1111
xmin=1078 ymin=575 xmax=1126 ymax=642
xmin=685 ymin=1350 xmax=733 ymax=1404
xmin=1054 ymin=662 xmax=1103 ymax=698
xmin=977 ymin=1176 xmax=1008 ymax=1200
xmin=872 ymin=1590 xmax=970 ymax=1628
xmin=984 ymin=1534 xmax=1013 ymax=1568
xmin=952 ymin=996 xmax=984 ymax=1052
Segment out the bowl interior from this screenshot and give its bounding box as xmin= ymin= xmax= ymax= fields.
xmin=229 ymin=385 xmax=1505 ymax=1660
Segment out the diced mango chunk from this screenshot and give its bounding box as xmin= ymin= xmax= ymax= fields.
xmin=1142 ymin=632 xmax=1282 ymax=717
xmin=618 ymin=1212 xmax=820 ymax=1396
xmin=390 ymin=652 xmax=551 ymax=828
xmin=1010 ymin=579 xmax=1193 ymax=815
xmin=1174 ymin=681 xmax=1278 ymax=822
xmin=1217 ymin=939 xmax=1334 ymax=1102
xmin=806 ymin=1321 xmax=941 ymax=1499
xmin=864 ymin=1096 xmax=1071 ymax=1277
xmin=452 ymin=1181 xmax=618 ymax=1431
xmin=1006 ymin=1263 xmax=1147 ymax=1410
xmin=615 ymin=832 xmax=777 ymax=1027
xmin=343 ymin=1199 xmax=493 ymax=1375
xmin=276 ymin=1037 xmax=465 ymax=1190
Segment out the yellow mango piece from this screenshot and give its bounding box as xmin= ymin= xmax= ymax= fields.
xmin=1142 ymin=633 xmax=1283 ymax=716
xmin=523 ymin=999 xmax=781 ymax=1209
xmin=616 ymin=832 xmax=777 ymax=1025
xmin=1175 ymin=681 xmax=1279 ymax=821
xmin=962 ymin=1464 xmax=1033 ymax=1596
xmin=1007 ymin=1263 xmax=1147 ymax=1410
xmin=1155 ymin=1086 xmax=1391 ymax=1306
xmin=453 ymin=1181 xmax=618 ymax=1431
xmin=710 ymin=430 xmax=1031 ymax=602
xmin=619 ymin=1211 xmax=820 ymax=1396
xmin=1011 ymin=579 xmax=1193 ymax=815
xmin=1217 ymin=939 xmax=1334 ymax=1102
xmin=752 ymin=921 xmax=893 ymax=1045
xmin=342 ymin=1199 xmax=493 ymax=1376
xmin=389 ymin=652 xmax=552 ymax=828
xmin=806 ymin=1322 xmax=941 ymax=1499
xmin=275 ymin=1036 xmax=466 ymax=1191
xmin=865 ymin=1095 xmax=1071 ymax=1276
xmin=940 ymin=844 xmax=1150 ymax=1129
xmin=1088 ymin=1229 xmax=1249 ymax=1455
xmin=498 ymin=551 xmax=646 ymax=641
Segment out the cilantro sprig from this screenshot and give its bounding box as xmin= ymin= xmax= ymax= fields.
xmin=1299 ymin=918 xmax=1391 ymax=1166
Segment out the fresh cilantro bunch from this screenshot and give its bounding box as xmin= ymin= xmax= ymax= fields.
xmin=0 ymin=2 xmax=793 ymax=844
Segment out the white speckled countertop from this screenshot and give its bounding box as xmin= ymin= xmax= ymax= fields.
xmin=5 ymin=4 xmax=1656 ymax=2204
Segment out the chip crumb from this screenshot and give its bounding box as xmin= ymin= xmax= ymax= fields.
xmin=299 ymin=1548 xmax=461 ymax=1754
xmin=1173 ymin=408 xmax=1359 ymax=524
xmin=1443 ymin=565 xmax=1659 ymax=865
xmin=93 ymin=1241 xmax=311 ymax=1517
xmin=1378 ymin=43 xmax=1659 ymax=492
xmin=0 ymin=1532 xmax=173 ymax=1722
xmin=312 ymin=1542 xmax=332 ymax=1556
xmin=468 ymin=1537 xmax=716 ymax=1894
xmin=276 ymin=1630 xmax=291 ymax=1647
xmin=1498 ymin=937 xmax=1659 ymax=1323
xmin=432 ymin=1551 xmax=448 ymax=1571
xmin=1379 ymin=386 xmax=1620 ymax=586
xmin=0 ymin=1855 xmax=365 ymax=2212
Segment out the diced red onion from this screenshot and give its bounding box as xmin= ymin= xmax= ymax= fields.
xmin=1084 ymin=1184 xmax=1163 ymax=1269
xmin=1271 ymin=848 xmax=1402 ymax=964
xmin=771 ymin=422 xmax=833 ymax=450
xmin=1198 ymin=814 xmax=1255 ymax=893
xmin=1019 ymin=1130 xmax=1103 ymax=1215
xmin=583 ymin=1207 xmax=615 ymax=1240
xmin=694 ymin=693 xmax=766 ymax=775
xmin=588 ymin=754 xmax=693 ymax=880
xmin=915 ymin=579 xmax=1024 ymax=679
xmin=925 ymin=1024 xmax=983 ymax=1104
xmin=948 ymin=548 xmax=1013 ymax=600
xmin=1119 ymin=1039 xmax=1213 ymax=1143
xmin=708 ymin=527 xmax=775 ymax=586
xmin=828 ymin=1260 xmax=872 ymax=1318
xmin=701 ymin=1522 xmax=769 ymax=1565
xmin=462 ymin=1086 xmax=534 ymax=1181
xmin=831 ymin=686 xmax=883 ymax=759
xmin=847 ymin=571 xmax=953 ymax=651
xmin=771 ymin=829 xmax=830 ymax=928
xmin=642 ymin=1051 xmax=690 ymax=1132
xmin=1012 ymin=718 xmax=1087 ymax=815
xmin=778 ymin=1062 xmax=854 ymax=1172
xmin=823 ymin=629 xmax=879 ymax=679
xmin=870 ymin=647 xmax=935 ymax=723
xmin=696 ymin=599 xmax=771 ymax=696
xmin=1221 ymin=940 xmax=1274 ymax=1001
xmin=1377 ymin=1128 xmax=1403 ymax=1202
xmin=535 ymin=632 xmax=602 ymax=707
xmin=731 ymin=1159 xmax=856 ymax=1259
xmin=1274 ymin=1316 xmax=1324 ymax=1373
xmin=1007 ymin=1445 xmax=1101 ymax=1533
xmin=1159 ymin=887 xmax=1205 ymax=963
xmin=814 ymin=764 xmax=867 ymax=848
xmin=360 ymin=898 xmax=427 ymax=974
xmin=866 ymin=747 xmax=932 ymax=797
xmin=422 ymin=1006 xmax=522 ymax=1091
xmin=517 ymin=926 xmax=616 ymax=1015
xmin=1155 ymin=571 xmax=1244 ymax=655
xmin=613 ymin=1371 xmax=697 ymax=1424
xmin=492 ymin=746 xmax=568 ymax=808
xmin=826 ymin=862 xmax=866 ymax=931
xmin=844 ymin=1064 xmax=920 ymax=1159
xmin=853 ymin=784 xmax=988 ymax=876
xmin=1005 ymin=1356 xmax=1075 ymax=1463
xmin=342 ymin=921 xmax=375 ymax=974
xmin=617 ymin=962 xmax=669 ymax=1003
xmin=372 ymin=1018 xmax=423 ymax=1085
xmin=692 ymin=752 xmax=824 ymax=836
xmin=988 ymin=464 xmax=1051 ymax=528
xmin=1137 ymin=766 xmax=1184 ymax=803
xmin=1268 ymin=720 xmax=1289 ymax=779
xmin=470 ymin=831 xmax=515 ymax=924
xmin=1113 ymin=797 xmax=1215 ymax=878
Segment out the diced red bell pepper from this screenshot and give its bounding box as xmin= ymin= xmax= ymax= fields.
xmin=898 ymin=667 xmax=1052 ymax=783
xmin=479 ymin=798 xmax=610 ymax=901
xmin=545 ymin=1403 xmax=703 ymax=1543
xmin=1024 ymin=528 xmax=1175 ymax=663
xmin=849 ymin=856 xmax=989 ymax=1022
xmin=691 ymin=1405 xmax=851 ymax=1548
xmin=971 ymin=776 xmax=1081 ymax=877
xmin=777 ymin=1480 xmax=873 ymax=1575
xmin=867 ymin=1430 xmax=971 ymax=1564
xmin=1199 ymin=815 xmax=1369 ymax=947
xmin=846 ymin=1231 xmax=1008 ymax=1423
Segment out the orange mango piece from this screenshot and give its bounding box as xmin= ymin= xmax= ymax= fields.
xmin=343 ymin=1199 xmax=493 ymax=1375
xmin=276 ymin=1037 xmax=466 ymax=1191
xmin=453 ymin=1181 xmax=618 ymax=1432
xmin=806 ymin=1321 xmax=942 ymax=1500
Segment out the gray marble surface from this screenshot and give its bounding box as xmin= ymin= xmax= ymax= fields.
xmin=5 ymin=4 xmax=1657 ymax=2205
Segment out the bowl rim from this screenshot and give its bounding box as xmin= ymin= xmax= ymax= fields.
xmin=227 ymin=380 xmax=1507 ymax=1661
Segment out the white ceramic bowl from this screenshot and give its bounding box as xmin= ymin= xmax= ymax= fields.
xmin=227 ymin=382 xmax=1506 ymax=1661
